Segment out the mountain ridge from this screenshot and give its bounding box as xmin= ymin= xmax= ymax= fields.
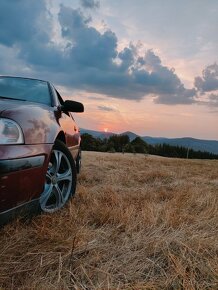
xmin=80 ymin=128 xmax=218 ymax=154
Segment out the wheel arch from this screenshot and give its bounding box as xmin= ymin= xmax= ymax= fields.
xmin=56 ymin=131 xmax=66 ymax=144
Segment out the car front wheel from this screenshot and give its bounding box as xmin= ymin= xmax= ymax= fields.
xmin=39 ymin=140 xmax=76 ymax=213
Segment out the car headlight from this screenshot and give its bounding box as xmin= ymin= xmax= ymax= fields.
xmin=0 ymin=118 xmax=24 ymax=144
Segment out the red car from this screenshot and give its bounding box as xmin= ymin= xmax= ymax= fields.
xmin=0 ymin=76 xmax=84 ymax=226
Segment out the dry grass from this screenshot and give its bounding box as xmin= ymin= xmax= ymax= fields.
xmin=0 ymin=151 xmax=218 ymax=289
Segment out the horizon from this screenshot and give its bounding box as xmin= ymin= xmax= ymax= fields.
xmin=80 ymin=127 xmax=218 ymax=142
xmin=0 ymin=0 xmax=218 ymax=140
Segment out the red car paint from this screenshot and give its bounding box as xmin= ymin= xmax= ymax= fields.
xmin=0 ymin=77 xmax=83 ymax=224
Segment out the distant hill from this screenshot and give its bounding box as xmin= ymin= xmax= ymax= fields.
xmin=142 ymin=137 xmax=218 ymax=154
xmin=80 ymin=128 xmax=218 ymax=154
xmin=80 ymin=128 xmax=115 ymax=139
xmin=120 ymin=131 xmax=139 ymax=141
xmin=80 ymin=128 xmax=104 ymax=138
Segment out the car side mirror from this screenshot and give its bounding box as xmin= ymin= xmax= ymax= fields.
xmin=62 ymin=100 xmax=84 ymax=113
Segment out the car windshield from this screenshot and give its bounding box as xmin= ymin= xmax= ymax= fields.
xmin=0 ymin=77 xmax=51 ymax=105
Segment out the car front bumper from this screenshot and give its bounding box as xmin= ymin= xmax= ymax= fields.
xmin=0 ymin=144 xmax=53 ymax=214
xmin=0 ymin=155 xmax=45 ymax=174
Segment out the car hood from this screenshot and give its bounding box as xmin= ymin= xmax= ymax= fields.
xmin=0 ymin=99 xmax=58 ymax=144
xmin=0 ymin=99 xmax=44 ymax=115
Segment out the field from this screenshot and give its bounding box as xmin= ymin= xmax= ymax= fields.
xmin=0 ymin=151 xmax=218 ymax=289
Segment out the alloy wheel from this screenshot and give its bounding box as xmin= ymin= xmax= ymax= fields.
xmin=40 ymin=149 xmax=73 ymax=212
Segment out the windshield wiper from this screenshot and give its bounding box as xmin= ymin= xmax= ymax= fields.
xmin=0 ymin=96 xmax=26 ymax=102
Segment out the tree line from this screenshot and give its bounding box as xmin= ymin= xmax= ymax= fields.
xmin=81 ymin=133 xmax=218 ymax=159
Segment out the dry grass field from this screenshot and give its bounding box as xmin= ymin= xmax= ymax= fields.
xmin=0 ymin=151 xmax=218 ymax=289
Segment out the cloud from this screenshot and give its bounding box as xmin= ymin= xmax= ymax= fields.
xmin=0 ymin=1 xmax=196 ymax=105
xmin=57 ymin=6 xmax=196 ymax=104
xmin=137 ymin=50 xmax=196 ymax=104
xmin=208 ymin=93 xmax=218 ymax=107
xmin=98 ymin=105 xmax=117 ymax=112
xmin=58 ymin=5 xmax=117 ymax=70
xmin=194 ymin=63 xmax=218 ymax=108
xmin=88 ymin=96 xmax=106 ymax=100
xmin=195 ymin=63 xmax=218 ymax=93
xmin=0 ymin=0 xmax=59 ymax=82
xmin=0 ymin=0 xmax=47 ymax=46
xmin=80 ymin=0 xmax=100 ymax=9
xmin=0 ymin=0 xmax=58 ymax=73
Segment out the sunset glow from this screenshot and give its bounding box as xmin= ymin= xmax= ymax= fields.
xmin=1 ymin=0 xmax=218 ymax=140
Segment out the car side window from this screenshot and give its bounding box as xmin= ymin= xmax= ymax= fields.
xmin=55 ymin=89 xmax=64 ymax=105
xmin=54 ymin=88 xmax=71 ymax=117
xmin=51 ymin=85 xmax=75 ymax=120
xmin=54 ymin=88 xmax=76 ymax=121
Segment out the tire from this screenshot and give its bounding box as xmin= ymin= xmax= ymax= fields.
xmin=76 ymin=148 xmax=82 ymax=173
xmin=39 ymin=140 xmax=77 ymax=213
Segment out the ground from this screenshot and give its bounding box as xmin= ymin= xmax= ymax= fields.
xmin=0 ymin=152 xmax=218 ymax=289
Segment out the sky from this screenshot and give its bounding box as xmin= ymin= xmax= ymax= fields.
xmin=0 ymin=0 xmax=218 ymax=139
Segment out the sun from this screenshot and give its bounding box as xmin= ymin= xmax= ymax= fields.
xmin=104 ymin=128 xmax=108 ymax=133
